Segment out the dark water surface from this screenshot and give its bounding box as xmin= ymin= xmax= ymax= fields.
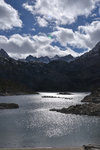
xmin=0 ymin=92 xmax=100 ymax=148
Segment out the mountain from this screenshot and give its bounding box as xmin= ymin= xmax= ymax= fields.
xmin=92 ymin=41 xmax=100 ymax=52
xmin=38 ymin=56 xmax=50 ymax=63
xmin=0 ymin=49 xmax=9 ymax=58
xmin=0 ymin=41 xmax=100 ymax=93
xmin=72 ymin=41 xmax=100 ymax=67
xmin=26 ymin=54 xmax=74 ymax=63
xmin=51 ymin=54 xmax=75 ymax=62
xmin=26 ymin=55 xmax=37 ymax=62
xmin=26 ymin=55 xmax=50 ymax=64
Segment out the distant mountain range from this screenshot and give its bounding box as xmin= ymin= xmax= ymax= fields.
xmin=25 ymin=54 xmax=74 ymax=63
xmin=0 ymin=41 xmax=100 ymax=93
xmin=0 ymin=48 xmax=75 ymax=63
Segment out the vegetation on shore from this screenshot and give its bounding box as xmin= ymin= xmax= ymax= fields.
xmin=0 ymin=79 xmax=39 ymax=96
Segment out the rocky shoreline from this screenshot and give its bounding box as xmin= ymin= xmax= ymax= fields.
xmin=50 ymin=103 xmax=100 ymax=116
xmin=0 ymin=91 xmax=39 ymax=96
xmin=50 ymin=89 xmax=100 ymax=117
xmin=82 ymin=89 xmax=100 ymax=103
xmin=83 ymin=144 xmax=100 ymax=150
xmin=0 ymin=145 xmax=99 ymax=150
xmin=0 ymin=103 xmax=19 ymax=109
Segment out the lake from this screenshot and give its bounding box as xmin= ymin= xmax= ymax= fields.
xmin=0 ymin=92 xmax=100 ymax=148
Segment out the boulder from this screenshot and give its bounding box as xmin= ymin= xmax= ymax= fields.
xmin=83 ymin=144 xmax=100 ymax=150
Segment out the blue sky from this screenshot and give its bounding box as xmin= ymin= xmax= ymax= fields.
xmin=0 ymin=0 xmax=100 ymax=59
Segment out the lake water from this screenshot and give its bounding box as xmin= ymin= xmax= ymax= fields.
xmin=0 ymin=92 xmax=100 ymax=148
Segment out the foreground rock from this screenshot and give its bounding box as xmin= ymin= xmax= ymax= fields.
xmin=50 ymin=103 xmax=100 ymax=117
xmin=0 ymin=103 xmax=19 ymax=109
xmin=82 ymin=89 xmax=100 ymax=103
xmin=83 ymin=144 xmax=100 ymax=150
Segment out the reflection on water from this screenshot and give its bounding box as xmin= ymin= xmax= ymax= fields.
xmin=0 ymin=92 xmax=100 ymax=148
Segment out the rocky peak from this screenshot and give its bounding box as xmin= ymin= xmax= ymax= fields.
xmin=26 ymin=55 xmax=37 ymax=61
xmin=92 ymin=41 xmax=100 ymax=52
xmin=0 ymin=49 xmax=9 ymax=58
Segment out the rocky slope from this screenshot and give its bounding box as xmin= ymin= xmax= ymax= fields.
xmin=82 ymin=88 xmax=100 ymax=103
xmin=0 ymin=48 xmax=9 ymax=58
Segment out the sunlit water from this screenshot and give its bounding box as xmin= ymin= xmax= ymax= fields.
xmin=0 ymin=92 xmax=100 ymax=148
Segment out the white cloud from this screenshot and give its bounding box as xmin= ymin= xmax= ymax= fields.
xmin=51 ymin=20 xmax=100 ymax=51
xmin=0 ymin=34 xmax=37 ymax=58
xmin=36 ymin=44 xmax=78 ymax=58
xmin=0 ymin=33 xmax=78 ymax=59
xmin=52 ymin=27 xmax=75 ymax=47
xmin=77 ymin=21 xmax=100 ymax=49
xmin=0 ymin=20 xmax=99 ymax=59
xmin=0 ymin=0 xmax=22 ymax=30
xmin=51 ymin=27 xmax=87 ymax=50
xmin=37 ymin=16 xmax=48 ymax=27
xmin=32 ymin=28 xmax=36 ymax=31
xmin=23 ymin=0 xmax=99 ymax=25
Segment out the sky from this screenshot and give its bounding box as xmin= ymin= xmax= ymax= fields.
xmin=0 ymin=0 xmax=100 ymax=59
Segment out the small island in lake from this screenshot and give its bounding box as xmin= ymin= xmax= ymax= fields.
xmin=58 ymin=92 xmax=72 ymax=95
xmin=50 ymin=89 xmax=100 ymax=117
xmin=0 ymin=103 xmax=19 ymax=109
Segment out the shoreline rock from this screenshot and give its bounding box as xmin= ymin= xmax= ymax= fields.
xmin=50 ymin=103 xmax=100 ymax=117
xmin=0 ymin=103 xmax=19 ymax=109
xmin=83 ymin=144 xmax=100 ymax=150
xmin=82 ymin=89 xmax=100 ymax=103
xmin=50 ymin=89 xmax=100 ymax=117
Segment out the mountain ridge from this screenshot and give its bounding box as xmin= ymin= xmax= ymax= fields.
xmin=0 ymin=48 xmax=10 ymax=58
xmin=0 ymin=41 xmax=100 ymax=92
xmin=0 ymin=48 xmax=75 ymax=63
xmin=25 ymin=54 xmax=74 ymax=63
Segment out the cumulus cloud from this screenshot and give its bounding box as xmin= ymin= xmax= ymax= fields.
xmin=51 ymin=27 xmax=88 ymax=50
xmin=0 ymin=34 xmax=78 ymax=59
xmin=51 ymin=20 xmax=100 ymax=51
xmin=52 ymin=27 xmax=75 ymax=47
xmin=77 ymin=21 xmax=100 ymax=49
xmin=23 ymin=0 xmax=99 ymax=25
xmin=36 ymin=45 xmax=78 ymax=58
xmin=0 ymin=34 xmax=36 ymax=58
xmin=0 ymin=0 xmax=22 ymax=30
xmin=36 ymin=16 xmax=48 ymax=27
xmin=0 ymin=21 xmax=99 ymax=58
